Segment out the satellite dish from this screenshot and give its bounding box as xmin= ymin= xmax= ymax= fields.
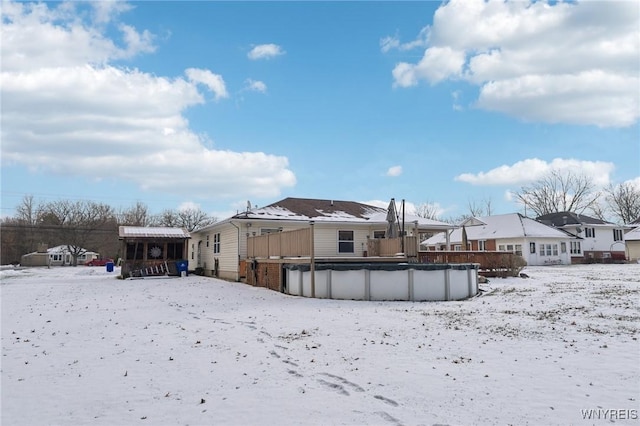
xmin=576 ymin=226 xmax=583 ymax=233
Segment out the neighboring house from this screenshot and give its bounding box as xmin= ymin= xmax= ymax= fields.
xmin=625 ymin=222 xmax=640 ymax=262
xmin=422 ymin=213 xmax=573 ymax=266
xmin=537 ymin=212 xmax=627 ymax=263
xmin=188 ymin=197 xmax=453 ymax=281
xmin=20 ymin=245 xmax=99 ymax=267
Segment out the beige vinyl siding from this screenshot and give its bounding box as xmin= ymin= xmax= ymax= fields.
xmin=627 ymin=241 xmax=640 ymax=262
xmin=313 ymin=224 xmax=371 ymax=257
xmin=190 ymin=223 xmax=240 ymax=280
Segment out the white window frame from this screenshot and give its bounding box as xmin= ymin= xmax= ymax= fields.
xmin=613 ymin=229 xmax=623 ymax=241
xmin=213 ymin=233 xmax=221 ymax=254
xmin=478 ymin=240 xmax=486 ymax=251
xmin=338 ymin=230 xmax=354 ymax=253
xmin=571 ymin=241 xmax=581 ymax=254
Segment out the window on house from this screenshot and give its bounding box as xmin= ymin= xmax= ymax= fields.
xmin=507 ymin=244 xmax=514 ymax=252
xmin=498 ymin=244 xmax=506 ymax=251
xmin=206 ymin=235 xmax=209 ymax=248
xmin=552 ymin=244 xmax=558 ymax=256
xmin=373 ymin=231 xmax=385 ymax=239
xmin=530 ymin=242 xmax=536 ymax=254
xmin=585 ymin=227 xmax=595 ymax=238
xmin=613 ymin=229 xmax=623 ymax=241
xmin=338 ymin=230 xmax=354 ymax=253
xmin=561 ymin=242 xmax=566 ymax=253
xmin=454 ymin=245 xmax=461 ymax=251
xmin=571 ymin=241 xmax=581 ymax=254
xmin=515 ymin=245 xmax=522 ymax=256
xmin=213 ymin=233 xmax=221 ymax=254
xmin=478 ymin=240 xmax=486 ymax=251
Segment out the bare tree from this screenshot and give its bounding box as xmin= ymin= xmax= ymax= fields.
xmin=177 ymin=208 xmax=217 ymax=232
xmin=414 ymin=202 xmax=440 ymax=220
xmin=154 ymin=208 xmax=216 ymax=232
xmin=118 ymin=201 xmax=152 ymax=226
xmin=514 ymin=170 xmax=600 ymax=217
xmin=40 ymin=200 xmax=117 ymax=265
xmin=604 ymin=181 xmax=640 ymax=224
xmin=154 ymin=209 xmax=180 ymax=228
xmin=467 ymin=197 xmax=493 ymax=217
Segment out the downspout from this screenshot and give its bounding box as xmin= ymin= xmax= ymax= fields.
xmin=230 ymin=221 xmax=241 ymax=281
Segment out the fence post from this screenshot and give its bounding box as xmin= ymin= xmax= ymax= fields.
xmin=310 ymin=221 xmax=315 ymax=298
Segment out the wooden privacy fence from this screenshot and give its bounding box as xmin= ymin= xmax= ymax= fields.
xmin=247 ymin=228 xmax=311 ymax=258
xmin=367 ymin=237 xmax=417 ymax=257
xmin=419 ymin=251 xmax=526 ymax=277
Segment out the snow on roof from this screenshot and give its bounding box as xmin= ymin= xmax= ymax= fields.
xmin=230 ymin=197 xmax=452 ymax=228
xmin=625 ymin=226 xmax=640 ymax=241
xmin=119 ymin=226 xmax=190 ymax=239
xmin=423 ymin=213 xmax=572 ymax=245
xmin=46 ymin=245 xmax=97 ymax=254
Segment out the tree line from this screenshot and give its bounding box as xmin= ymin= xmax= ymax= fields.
xmin=2 ymin=171 xmax=639 ymax=265
xmin=0 ymin=197 xmax=217 ymax=265
xmin=415 ymin=171 xmax=640 ymax=225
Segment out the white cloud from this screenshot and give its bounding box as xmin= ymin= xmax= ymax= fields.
xmin=244 ymin=79 xmax=267 ymax=94
xmin=386 ymin=165 xmax=403 ymax=177
xmin=381 ymin=27 xmax=429 ymax=53
xmin=391 ymin=0 xmax=640 ymax=127
xmin=455 ymin=158 xmax=615 ymax=187
xmin=247 ymin=43 xmax=285 ymax=60
xmin=393 ymin=47 xmax=465 ymax=87
xmin=0 ymin=1 xmax=296 ymax=201
xmin=185 ymin=68 xmax=228 ymax=100
xmin=178 ymin=201 xmax=201 ymax=212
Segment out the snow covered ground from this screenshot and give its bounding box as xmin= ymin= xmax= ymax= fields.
xmin=1 ymin=264 xmax=639 ymax=425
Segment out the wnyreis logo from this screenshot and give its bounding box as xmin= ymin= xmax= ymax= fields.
xmin=581 ymin=409 xmax=638 ymax=421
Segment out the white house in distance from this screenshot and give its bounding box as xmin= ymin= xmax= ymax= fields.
xmin=20 ymin=245 xmax=99 ymax=267
xmin=188 ymin=197 xmax=453 ymax=281
xmin=536 ymin=212 xmax=627 ymax=263
xmin=422 ymin=213 xmax=573 ymax=266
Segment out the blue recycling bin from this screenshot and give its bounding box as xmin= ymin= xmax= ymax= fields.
xmin=106 ymin=261 xmax=114 ymax=272
xmin=176 ymin=260 xmax=188 ymax=276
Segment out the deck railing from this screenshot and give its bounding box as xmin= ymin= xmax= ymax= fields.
xmin=419 ymin=251 xmax=526 ymax=277
xmin=247 ymin=228 xmax=311 ymax=258
xmin=367 ymin=237 xmax=417 ymax=257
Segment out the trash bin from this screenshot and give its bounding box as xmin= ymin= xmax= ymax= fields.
xmin=176 ymin=260 xmax=188 ymax=277
xmin=106 ymin=261 xmax=114 ymax=273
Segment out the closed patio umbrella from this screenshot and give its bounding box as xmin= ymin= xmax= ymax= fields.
xmin=386 ymin=199 xmax=399 ymax=238
xmin=461 ymin=225 xmax=468 ymax=250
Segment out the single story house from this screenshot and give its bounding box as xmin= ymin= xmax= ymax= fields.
xmin=188 ymin=197 xmax=453 ymax=281
xmin=536 ymin=212 xmax=627 ymax=263
xmin=20 ymin=245 xmax=100 ymax=267
xmin=422 ymin=213 xmax=573 ymax=266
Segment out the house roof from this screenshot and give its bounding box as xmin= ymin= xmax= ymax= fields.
xmin=625 ymin=226 xmax=640 ymax=241
xmin=423 ymin=213 xmax=572 ymax=245
xmin=234 ymin=197 xmax=384 ymax=221
xmin=118 ymin=226 xmax=190 ymax=239
xmin=536 ymin=211 xmax=612 ymax=227
xmin=230 ymin=197 xmax=452 ymax=229
xmin=46 ymin=245 xmax=97 ymax=254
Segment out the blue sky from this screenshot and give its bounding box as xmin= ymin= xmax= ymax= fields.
xmin=2 ymin=0 xmax=639 ymax=221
